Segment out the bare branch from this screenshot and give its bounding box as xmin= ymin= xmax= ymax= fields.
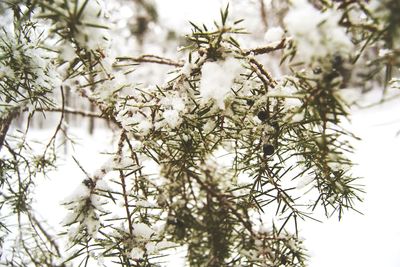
xmin=116 ymin=54 xmax=184 ymax=67
xmin=243 ymin=38 xmax=290 ymax=56
xmin=0 ymin=107 xmax=19 ymax=152
xmin=259 ymin=0 xmax=268 ymax=29
xmin=35 ymin=107 xmax=106 ymax=119
xmin=248 ymin=58 xmax=278 ymax=88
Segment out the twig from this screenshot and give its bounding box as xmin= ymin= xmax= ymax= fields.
xmin=117 ymin=132 xmax=133 ymax=236
xmin=42 ymin=86 xmax=65 ymax=156
xmin=243 ymin=38 xmax=290 ymax=56
xmin=0 ymin=107 xmax=19 ymax=152
xmin=248 ymin=58 xmax=278 ymax=88
xmin=116 ymin=54 xmax=184 ymax=67
xmin=259 ymin=0 xmax=268 ymax=29
xmin=27 ymin=211 xmax=63 ymax=258
xmin=35 ymin=107 xmax=106 ymax=119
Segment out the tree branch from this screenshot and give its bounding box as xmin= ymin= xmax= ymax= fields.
xmin=243 ymin=38 xmax=290 ymax=56
xmin=116 ymin=54 xmax=184 ymax=67
xmin=259 ymin=0 xmax=268 ymax=29
xmin=0 ymin=107 xmax=20 ymax=152
xmin=35 ymin=107 xmax=106 ymax=119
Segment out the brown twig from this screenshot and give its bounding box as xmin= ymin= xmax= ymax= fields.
xmin=35 ymin=107 xmax=106 ymax=119
xmin=117 ymin=132 xmax=133 ymax=236
xmin=116 ymin=54 xmax=184 ymax=67
xmin=243 ymin=38 xmax=289 ymax=56
xmin=0 ymin=107 xmax=19 ymax=152
xmin=42 ymin=86 xmax=65 ymax=157
xmin=249 ymin=58 xmax=278 ymax=88
xmin=259 ymin=0 xmax=268 ymax=29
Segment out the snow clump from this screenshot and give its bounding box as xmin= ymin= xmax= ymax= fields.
xmin=264 ymin=26 xmax=284 ymax=43
xmin=284 ymin=0 xmax=353 ymax=62
xmin=199 ymin=57 xmax=243 ymax=109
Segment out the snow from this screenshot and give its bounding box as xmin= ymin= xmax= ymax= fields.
xmin=0 ymin=65 xmax=14 ymax=79
xmin=132 ymin=223 xmax=155 ymax=239
xmin=302 ymin=90 xmax=400 ymax=267
xmin=135 ymin=200 xmax=156 ymax=208
xmin=130 ymin=247 xmax=145 ymax=259
xmin=162 ymin=109 xmax=181 ymax=128
xmin=74 ymin=0 xmax=109 ymax=50
xmin=284 ymin=0 xmax=353 ymax=62
xmin=5 ymin=0 xmax=400 ymax=266
xmin=160 ymin=95 xmax=186 ymax=112
xmin=60 ymin=41 xmax=76 ymax=62
xmin=181 ymin=61 xmax=195 ymax=76
xmin=62 ymin=183 xmax=91 ymax=204
xmin=160 ymin=94 xmax=186 ymax=128
xmin=199 ymin=57 xmax=243 ymax=109
xmin=28 ymin=89 xmax=400 ymax=267
xmin=264 ymin=26 xmax=284 ymax=43
xmin=137 ymin=119 xmax=153 ymax=134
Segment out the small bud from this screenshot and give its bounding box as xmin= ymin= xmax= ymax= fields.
xmin=263 ymin=144 xmax=274 ymax=156
xmin=257 ymin=110 xmax=268 ymax=121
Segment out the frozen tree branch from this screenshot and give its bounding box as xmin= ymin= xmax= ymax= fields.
xmin=243 ymin=38 xmax=290 ymax=56
xmin=116 ymin=54 xmax=185 ymax=67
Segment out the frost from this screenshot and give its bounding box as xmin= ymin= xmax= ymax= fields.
xmin=268 ymin=84 xmax=303 ymax=122
xmin=0 ymin=27 xmax=61 ymax=114
xmin=62 ymin=212 xmax=78 ymax=226
xmin=287 ymin=238 xmax=299 ymax=251
xmin=264 ymin=26 xmax=284 ymax=43
xmin=284 ymin=0 xmax=353 ymax=62
xmin=199 ymin=57 xmax=243 ymax=109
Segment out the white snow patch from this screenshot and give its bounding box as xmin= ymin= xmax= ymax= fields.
xmin=264 ymin=26 xmax=284 ymax=43
xmin=199 ymin=57 xmax=243 ymax=109
xmin=132 ymin=223 xmax=155 ymax=239
xmin=284 ymin=0 xmax=353 ymax=62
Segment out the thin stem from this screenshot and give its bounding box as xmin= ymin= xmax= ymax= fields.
xmin=116 ymin=54 xmax=184 ymax=67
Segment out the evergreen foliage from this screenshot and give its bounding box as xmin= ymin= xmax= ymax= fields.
xmin=0 ymin=0 xmax=399 ymax=266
